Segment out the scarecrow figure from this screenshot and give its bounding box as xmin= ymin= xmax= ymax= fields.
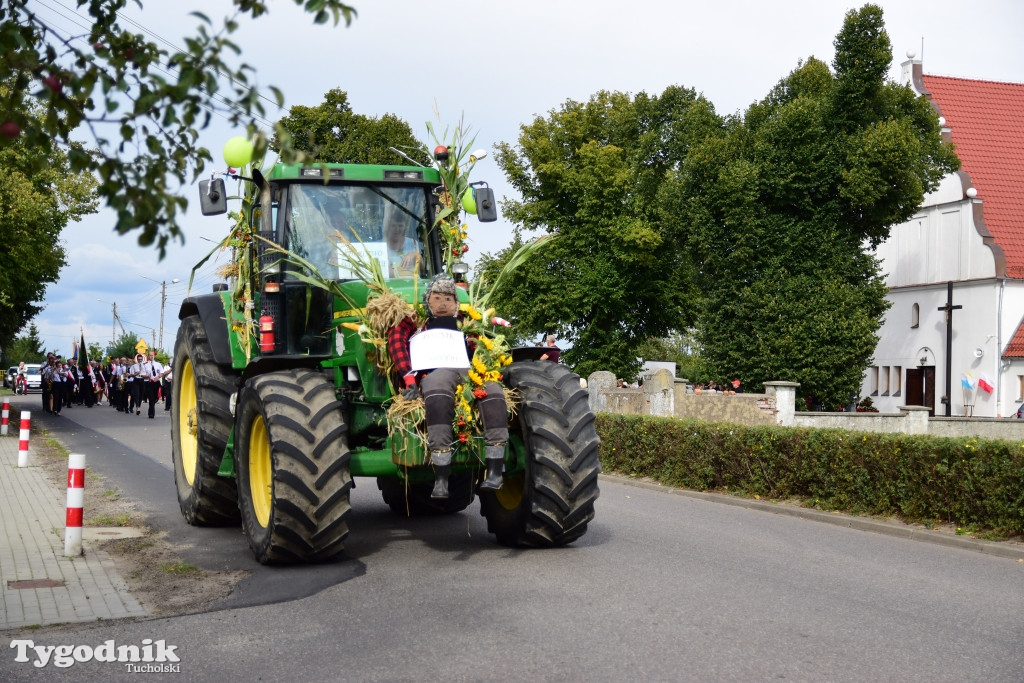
xmin=386 ymin=274 xmax=508 ymax=498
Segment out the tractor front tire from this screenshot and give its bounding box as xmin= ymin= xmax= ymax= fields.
xmin=479 ymin=361 xmax=601 ymax=547
xmin=171 ymin=315 xmax=239 ymax=525
xmin=235 ymin=369 xmax=352 ymax=564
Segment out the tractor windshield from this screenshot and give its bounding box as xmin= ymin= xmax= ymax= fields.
xmin=284 ymin=183 xmax=437 ymax=281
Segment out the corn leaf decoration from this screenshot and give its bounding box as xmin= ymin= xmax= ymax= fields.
xmin=425 ymin=111 xmax=486 ymax=272
xmin=187 ymin=143 xmax=272 ymax=363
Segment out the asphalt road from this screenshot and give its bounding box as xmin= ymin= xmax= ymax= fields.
xmin=4 ymin=393 xmax=1024 ymax=681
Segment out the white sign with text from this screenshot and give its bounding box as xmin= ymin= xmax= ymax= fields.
xmin=336 ymin=242 xmax=388 ymax=280
xmin=409 ymin=329 xmax=470 ymax=371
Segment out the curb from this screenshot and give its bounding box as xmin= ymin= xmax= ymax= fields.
xmin=600 ymin=473 xmax=1024 ymax=561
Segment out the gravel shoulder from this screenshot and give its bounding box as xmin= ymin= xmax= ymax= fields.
xmin=31 ymin=434 xmax=249 ymax=618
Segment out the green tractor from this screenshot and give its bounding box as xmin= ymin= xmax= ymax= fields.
xmin=171 ymin=159 xmax=600 ymax=564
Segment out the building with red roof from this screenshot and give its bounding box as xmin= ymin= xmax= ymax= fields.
xmin=864 ymin=57 xmax=1024 ymax=417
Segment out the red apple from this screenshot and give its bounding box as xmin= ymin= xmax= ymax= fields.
xmin=43 ymin=75 xmax=62 ymax=94
xmin=0 ymin=121 xmax=20 ymax=139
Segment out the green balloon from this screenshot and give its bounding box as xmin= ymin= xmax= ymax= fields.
xmin=462 ymin=187 xmax=477 ymax=214
xmin=223 ymin=136 xmax=254 ymax=167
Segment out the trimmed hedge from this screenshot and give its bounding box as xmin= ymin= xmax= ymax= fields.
xmin=596 ymin=413 xmax=1024 ymax=536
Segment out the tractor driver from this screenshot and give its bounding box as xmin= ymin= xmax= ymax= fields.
xmin=383 ymin=205 xmax=420 ymax=278
xmin=386 ymin=274 xmax=507 ymax=498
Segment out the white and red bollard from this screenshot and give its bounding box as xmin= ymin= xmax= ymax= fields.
xmin=17 ymin=411 xmax=30 ymax=467
xmin=1 ymin=399 xmax=9 ymax=436
xmin=65 ymin=453 xmax=85 ymax=557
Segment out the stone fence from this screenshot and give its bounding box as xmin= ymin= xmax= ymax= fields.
xmin=587 ymin=370 xmax=1024 ymax=441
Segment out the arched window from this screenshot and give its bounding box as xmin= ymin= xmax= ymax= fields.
xmin=911 ymin=303 xmax=920 ymax=328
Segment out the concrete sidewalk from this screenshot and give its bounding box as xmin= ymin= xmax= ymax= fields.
xmin=0 ymin=418 xmax=147 ymax=630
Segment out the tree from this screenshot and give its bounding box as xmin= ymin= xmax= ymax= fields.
xmin=634 ymin=331 xmax=702 ymax=381
xmin=0 ymin=1 xmax=356 ymax=257
xmin=488 ymin=87 xmax=720 ymax=378
xmin=271 ymin=89 xmax=423 ymax=164
xmin=4 ymin=322 xmax=47 ymax=364
xmin=0 ymin=93 xmax=98 ymax=356
xmin=110 ymin=332 xmax=140 ymax=360
xmin=659 ymin=4 xmax=959 ymax=407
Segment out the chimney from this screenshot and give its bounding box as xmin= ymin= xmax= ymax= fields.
xmin=901 ymin=50 xmax=924 ymax=93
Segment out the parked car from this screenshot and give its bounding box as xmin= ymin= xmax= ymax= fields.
xmin=4 ymin=366 xmax=16 ymax=389
xmin=21 ymin=364 xmax=42 ymax=393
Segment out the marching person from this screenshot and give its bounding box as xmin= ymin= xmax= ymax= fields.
xmin=127 ymin=352 xmax=146 ymax=415
xmin=93 ymin=360 xmax=107 ymax=406
xmin=80 ymin=361 xmax=96 ymax=407
xmin=52 ymin=357 xmax=69 ymax=415
xmin=142 ymin=350 xmax=164 ymax=418
xmin=63 ymin=361 xmax=77 ymax=408
xmin=114 ymin=357 xmax=129 ymax=412
xmin=40 ymin=354 xmax=57 ymax=414
xmin=387 ymin=274 xmax=508 ymax=499
xmin=158 ymin=360 xmax=173 ymax=412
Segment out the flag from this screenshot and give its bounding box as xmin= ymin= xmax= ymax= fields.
xmin=960 ymin=372 xmax=975 ymax=390
xmin=78 ymin=332 xmax=90 ymax=371
xmin=978 ymin=374 xmax=994 ymax=393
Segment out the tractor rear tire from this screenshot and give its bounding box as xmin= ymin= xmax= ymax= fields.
xmin=171 ymin=315 xmax=240 ymax=525
xmin=479 ymin=361 xmax=601 ymax=547
xmin=235 ymin=369 xmax=352 ymax=564
xmin=377 ymin=472 xmax=475 ymax=516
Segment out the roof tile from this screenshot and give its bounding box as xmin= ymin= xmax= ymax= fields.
xmin=921 ymin=74 xmax=1024 ymax=277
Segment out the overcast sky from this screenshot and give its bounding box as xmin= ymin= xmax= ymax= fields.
xmin=25 ymin=0 xmax=1024 ymax=356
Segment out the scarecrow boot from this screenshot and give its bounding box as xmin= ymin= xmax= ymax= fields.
xmin=430 ymin=450 xmax=453 ymax=499
xmin=479 ymin=443 xmax=506 ymax=491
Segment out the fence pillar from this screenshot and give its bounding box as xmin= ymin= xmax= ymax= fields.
xmin=764 ymin=382 xmax=800 ymax=426
xmin=587 ymin=371 xmax=616 ymax=413
xmin=644 ymin=369 xmax=675 ymax=417
xmin=898 ymin=405 xmax=931 ymax=435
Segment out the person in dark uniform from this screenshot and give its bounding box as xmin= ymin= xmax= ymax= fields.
xmin=127 ymin=353 xmax=146 ymax=415
xmin=142 ymin=350 xmax=164 ymax=418
xmin=40 ymin=354 xmax=56 ymax=414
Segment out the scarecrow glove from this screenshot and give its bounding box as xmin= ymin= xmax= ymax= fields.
xmin=402 ymin=375 xmax=419 ymax=401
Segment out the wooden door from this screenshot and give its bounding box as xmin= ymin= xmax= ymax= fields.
xmin=905 ymin=367 xmax=935 ymax=416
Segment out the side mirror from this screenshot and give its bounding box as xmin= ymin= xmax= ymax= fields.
xmin=475 ymin=187 xmax=498 ymax=222
xmin=198 ymin=178 xmax=227 ymax=216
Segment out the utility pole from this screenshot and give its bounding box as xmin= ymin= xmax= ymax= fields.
xmin=158 ymin=281 xmax=167 ymax=351
xmin=140 ymin=276 xmax=179 ymax=352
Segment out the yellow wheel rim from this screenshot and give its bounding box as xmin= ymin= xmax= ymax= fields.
xmin=493 ymin=473 xmax=525 ymax=510
xmin=249 ymin=414 xmax=273 ymax=528
xmin=178 ymin=359 xmax=198 ymax=486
